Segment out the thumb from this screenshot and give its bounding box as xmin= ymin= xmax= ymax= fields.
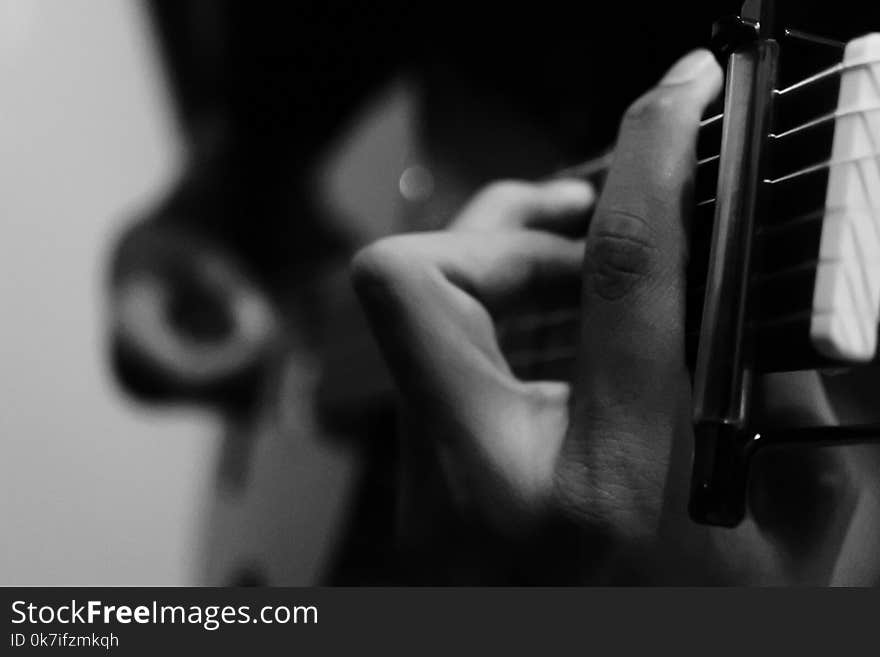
xmin=557 ymin=50 xmax=723 ymax=535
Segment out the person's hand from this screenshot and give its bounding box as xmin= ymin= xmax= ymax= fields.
xmin=351 ymin=50 xmax=857 ymax=583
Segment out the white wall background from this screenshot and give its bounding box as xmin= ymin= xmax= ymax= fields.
xmin=0 ymin=0 xmax=215 ymax=585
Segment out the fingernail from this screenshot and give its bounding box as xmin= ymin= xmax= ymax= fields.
xmin=661 ymin=49 xmax=716 ymax=85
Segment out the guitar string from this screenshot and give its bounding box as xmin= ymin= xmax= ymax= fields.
xmin=499 ymin=294 xmax=818 ymax=338
xmin=321 ymin=150 xmax=880 ymax=370
xmin=570 ymin=53 xmax=880 ymax=203
xmin=563 ymin=60 xmax=880 ymax=212
xmin=501 ymin=308 xmax=827 ymax=370
xmin=557 ymin=59 xmax=880 ymax=182
xmin=321 ymin=156 xmax=880 ymax=369
xmin=506 ymin=149 xmax=880 ymax=333
xmin=556 ymin=113 xmax=726 ymax=179
xmin=769 ymin=102 xmax=880 ymax=140
xmin=568 ymin=110 xmax=880 ymax=197
xmin=775 ymin=57 xmax=880 ymax=97
xmin=696 ymin=146 xmax=880 ymax=205
xmin=507 ymin=60 xmax=880 ymax=372
xmin=322 ymin=61 xmax=880 ymax=368
xmin=500 ymin=156 xmax=880 ymax=370
xmin=765 ymin=152 xmax=880 ymax=185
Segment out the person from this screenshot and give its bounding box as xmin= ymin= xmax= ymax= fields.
xmin=109 ymin=2 xmax=880 ymax=584
xmin=108 ymin=2 xmax=743 ymax=585
xmin=350 ymin=50 xmax=870 ymax=584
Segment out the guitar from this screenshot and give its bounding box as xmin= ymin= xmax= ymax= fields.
xmin=110 ymin=0 xmax=880 ymax=583
xmin=324 ymin=0 xmax=880 ymax=528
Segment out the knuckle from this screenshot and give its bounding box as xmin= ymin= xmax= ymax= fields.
xmin=585 ymin=210 xmax=658 ymax=301
xmin=349 ymin=236 xmax=417 ymax=296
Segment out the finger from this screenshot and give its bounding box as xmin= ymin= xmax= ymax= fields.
xmin=351 ymin=231 xmax=581 ymax=496
xmin=560 ymin=50 xmax=723 ymax=524
xmin=450 ymin=178 xmax=595 ymax=233
xmin=354 ymin=230 xmax=584 ymax=323
xmin=352 ymin=230 xmax=583 ymax=368
xmin=577 ymin=49 xmax=722 ymax=413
